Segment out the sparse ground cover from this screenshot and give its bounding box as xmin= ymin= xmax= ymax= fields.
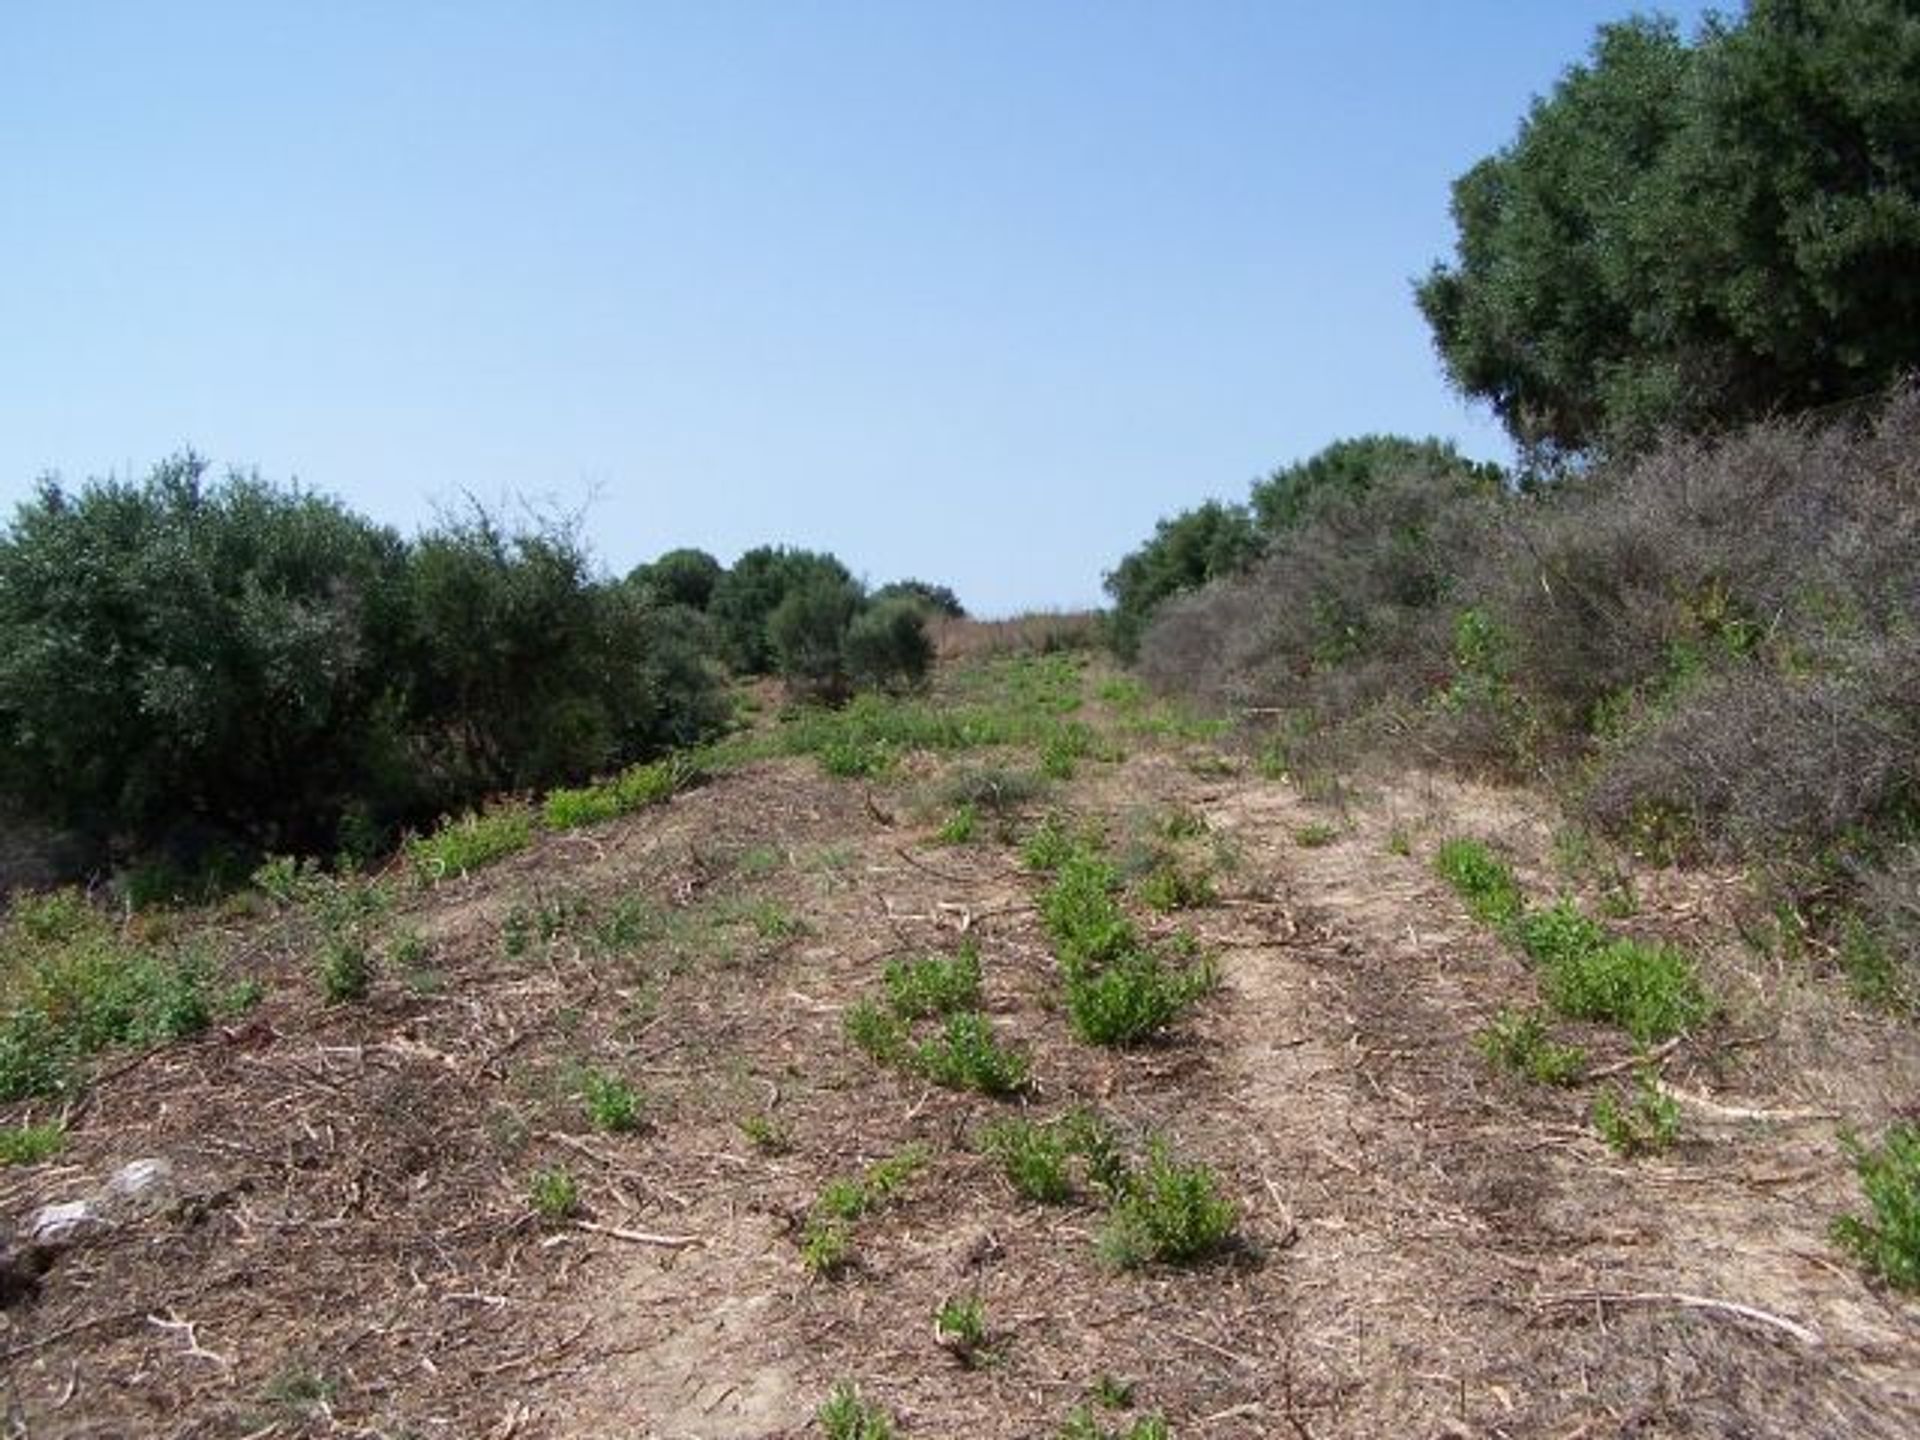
xmin=1 ymin=649 xmax=1916 ymax=1438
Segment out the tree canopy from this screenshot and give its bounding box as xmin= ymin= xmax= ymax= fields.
xmin=1418 ymin=0 xmax=1920 ymax=458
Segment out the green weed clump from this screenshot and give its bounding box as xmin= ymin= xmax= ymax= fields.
xmin=0 ymin=890 xmax=221 ymax=1099
xmin=936 ymin=804 xmax=978 ymax=844
xmin=1434 ymin=838 xmax=1525 ymax=928
xmin=884 ymin=946 xmax=983 ymax=1018
xmin=541 ymin=756 xmax=696 ymax=830
xmin=1474 ymin=1007 xmax=1587 ymax=1086
xmin=980 ymin=1110 xmax=1130 ymax=1205
xmin=1541 ymin=934 xmax=1708 ymax=1044
xmin=935 ymin=1294 xmax=993 ymax=1365
xmin=1021 ymin=815 xmax=1081 ymax=873
xmin=1041 ymin=852 xmax=1132 ymax=970
xmin=1059 ymin=1408 xmax=1170 ymax=1440
xmin=529 ymin=1165 xmax=581 ymax=1223
xmin=1098 ymin=1142 xmax=1237 ymax=1268
xmin=801 ymin=1145 xmax=929 ymax=1277
xmin=409 ymin=803 xmax=534 ymax=880
xmin=0 ymin=1122 xmax=65 ymax=1165
xmin=1591 ymin=1070 xmax=1681 ymax=1157
xmin=818 ymin=1383 xmax=896 ymax=1440
xmin=1134 ymin=862 xmax=1215 ymax=914
xmin=914 ymin=1012 xmax=1031 ymax=1095
xmin=1833 ymin=1126 xmax=1920 ymax=1292
xmin=844 ymin=1000 xmax=910 ymax=1065
xmin=578 ymin=1068 xmax=643 ymax=1133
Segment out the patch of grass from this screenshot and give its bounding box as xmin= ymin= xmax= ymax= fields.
xmin=1021 ymin=815 xmax=1080 ymax=873
xmin=934 ymin=763 xmax=1048 ymax=817
xmin=845 ymin=999 xmax=910 ymax=1064
xmin=1134 ymin=862 xmax=1215 ymax=914
xmin=1385 ymin=827 xmax=1413 ymax=857
xmin=1513 ymin=900 xmax=1610 ymax=969
xmin=1097 ymin=1141 xmax=1237 ymax=1268
xmin=736 ymin=844 xmax=786 ymax=879
xmin=914 ymin=1011 xmax=1031 ymax=1095
xmin=1474 ymin=1007 xmax=1587 ymax=1086
xmin=578 ymin=1068 xmax=643 ymax=1133
xmin=409 ymin=803 xmax=534 ymax=880
xmin=1039 ymin=721 xmax=1097 ymax=780
xmin=936 ymin=804 xmax=978 ymax=845
xmin=541 ymin=756 xmax=696 ymax=830
xmin=263 ymin=1367 xmax=339 ymax=1418
xmin=1041 ymin=852 xmax=1132 ymax=971
xmin=529 ymin=1165 xmax=581 ymax=1223
xmin=980 ymin=1117 xmax=1074 ymax=1203
xmin=818 ymin=1382 xmax=896 ymax=1440
xmin=802 ymin=1145 xmax=929 ymax=1276
xmin=1839 ymin=914 xmax=1910 ymax=1013
xmin=739 ymin=1112 xmax=792 ymax=1155
xmin=1435 ymin=837 xmax=1526 ymax=928
xmin=1833 ymin=1125 xmax=1920 ymax=1292
xmin=1090 ymin=1374 xmax=1135 ymax=1410
xmin=0 ymin=891 xmax=222 ymax=1100
xmin=1060 ymin=1410 xmax=1170 ymax=1440
xmin=884 ymin=946 xmax=983 ymax=1019
xmin=1541 ymin=935 xmax=1708 ymax=1044
xmin=801 ymin=1217 xmax=855 ymax=1276
xmin=935 ymin=1294 xmax=993 ymax=1365
xmin=1293 ymin=822 xmax=1338 ymax=848
xmin=1592 ymin=1070 xmax=1681 ymax=1157
xmin=1066 ymin=950 xmax=1215 ymax=1047
xmin=319 ymin=934 xmax=375 ymax=1002
xmin=0 ymin=1122 xmax=65 ymax=1166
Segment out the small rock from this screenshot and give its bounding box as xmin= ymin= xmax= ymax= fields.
xmin=104 ymin=1157 xmax=176 ymax=1214
xmin=26 ymin=1199 xmax=102 ymax=1249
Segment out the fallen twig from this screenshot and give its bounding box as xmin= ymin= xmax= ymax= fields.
xmin=1536 ymin=1289 xmax=1822 ymax=1346
xmin=573 ymin=1220 xmax=704 ymax=1249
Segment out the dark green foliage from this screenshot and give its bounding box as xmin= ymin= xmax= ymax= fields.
xmin=843 ymin=598 xmax=934 ymax=694
xmin=1104 ymin=501 xmax=1261 ymax=661
xmin=913 ymin=1011 xmax=1031 ymax=1095
xmin=0 ymin=456 xmax=412 ymax=855
xmin=1834 ymin=1126 xmax=1920 ymax=1291
xmin=629 ymin=547 xmax=722 ymax=610
xmin=1250 ymin=435 xmax=1503 ymax=536
xmin=873 ymin=578 xmax=965 ymax=618
xmin=768 ymin=569 xmax=866 ymax=700
xmin=709 ymin=546 xmax=856 ymax=675
xmin=0 ymin=460 xmax=731 ymax=865
xmin=1098 ymin=1142 xmax=1237 ymax=1268
xmin=1419 ymin=3 xmax=1920 ymax=457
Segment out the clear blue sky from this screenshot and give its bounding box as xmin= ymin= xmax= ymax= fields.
xmin=2 ymin=2 xmax=1712 ymax=616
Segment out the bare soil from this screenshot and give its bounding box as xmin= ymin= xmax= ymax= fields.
xmin=3 ymin=678 xmax=1916 ymax=1439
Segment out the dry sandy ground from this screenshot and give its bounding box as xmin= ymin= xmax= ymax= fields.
xmin=2 ymin=719 xmax=1916 ymax=1438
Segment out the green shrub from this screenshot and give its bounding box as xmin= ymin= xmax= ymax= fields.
xmin=0 ymin=891 xmax=219 ymax=1099
xmin=770 ymin=571 xmax=866 ymax=700
xmin=845 ymin=597 xmax=934 ymax=693
xmin=1542 ymin=936 xmax=1707 ymax=1044
xmin=319 ymin=934 xmax=375 ymax=1003
xmin=1098 ymin=1143 xmax=1237 ymax=1268
xmin=1474 ymin=1007 xmax=1586 ymax=1086
xmin=1833 ymin=1126 xmax=1920 ymax=1292
xmin=844 ymin=1000 xmax=909 ymax=1065
xmin=1021 ymin=816 xmax=1079 ymax=872
xmin=818 ymin=1383 xmax=896 ymax=1440
xmin=935 ymin=805 xmax=977 ymax=845
xmin=884 ymin=947 xmax=983 ymax=1019
xmin=409 ymin=804 xmax=534 ymax=881
xmin=0 ymin=1122 xmax=65 ymax=1166
xmin=529 ymin=1165 xmax=580 ymax=1223
xmin=1135 ymin=863 xmax=1215 ymax=914
xmin=1592 ymin=1070 xmax=1681 ymax=1157
xmin=980 ymin=1117 xmax=1074 ymax=1203
xmin=711 ymin=546 xmax=858 ymax=675
xmin=1513 ymin=900 xmax=1610 ymax=970
xmin=1041 ymin=853 xmax=1132 ymax=972
xmin=1435 ymin=839 xmax=1525 ymax=928
xmin=1066 ymin=950 xmax=1214 ymax=1047
xmin=579 ymin=1069 xmax=643 ymax=1133
xmin=913 ymin=1012 xmax=1031 ymax=1095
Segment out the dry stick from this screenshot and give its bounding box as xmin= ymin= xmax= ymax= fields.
xmin=1586 ymin=1037 xmax=1683 ymax=1080
xmin=572 ymin=1219 xmax=704 ymax=1249
xmin=1537 ymin=1290 xmax=1822 ymax=1346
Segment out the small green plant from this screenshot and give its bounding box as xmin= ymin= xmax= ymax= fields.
xmin=1060 ymin=1405 xmax=1171 ymax=1439
xmin=1098 ymin=1142 xmax=1236 ymax=1268
xmin=1542 ymin=935 xmax=1708 ymax=1044
xmin=818 ymin=1382 xmax=896 ymax=1440
xmin=802 ymin=1217 xmax=855 ymax=1276
xmin=884 ymin=946 xmax=983 ymax=1018
xmin=1474 ymin=1007 xmax=1586 ymax=1086
xmin=1833 ymin=1125 xmax=1920 ymax=1291
xmin=1434 ymin=838 xmax=1525 ymax=928
xmin=529 ymin=1164 xmax=581 ymax=1222
xmin=1042 ymin=852 xmax=1132 ymax=970
xmin=1090 ymin=1374 xmax=1134 ymax=1410
xmin=1839 ymin=914 xmax=1909 ymax=1013
xmin=542 ymin=756 xmax=694 ymax=830
xmin=980 ymin=1117 xmax=1074 ymax=1203
xmin=935 ymin=1294 xmax=992 ymax=1365
xmin=914 ymin=1012 xmax=1031 ymax=1095
xmin=1294 ymin=822 xmax=1338 ymax=849
xmin=318 ymin=934 xmax=374 ymax=1003
xmin=263 ymin=1366 xmax=339 ymax=1417
xmin=0 ymin=1122 xmax=65 ymax=1165
xmin=409 ymin=803 xmax=534 ymax=881
xmin=1591 ymin=1070 xmax=1681 ymax=1157
xmin=739 ymin=1112 xmax=793 ymax=1154
xmin=845 ymin=1000 xmax=910 ymax=1064
xmin=802 ymin=1145 xmax=928 ymax=1275
xmin=1135 ymin=862 xmax=1215 ymax=914
xmin=1066 ymin=950 xmax=1215 ymax=1047
xmin=1385 ymin=828 xmax=1413 ymax=857
xmin=936 ymin=804 xmax=978 ymax=845
xmin=579 ymin=1068 xmax=643 ymax=1133
xmin=1022 ymin=815 xmax=1080 ymax=872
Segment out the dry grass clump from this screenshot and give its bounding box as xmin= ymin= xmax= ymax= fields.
xmin=931 ymin=611 xmax=1102 ymax=664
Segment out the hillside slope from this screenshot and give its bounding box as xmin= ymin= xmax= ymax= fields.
xmin=3 ymin=656 xmax=1916 ymax=1438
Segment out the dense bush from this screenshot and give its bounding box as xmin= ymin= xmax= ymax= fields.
xmin=844 ymin=597 xmax=935 ymax=693
xmin=709 ymin=545 xmax=857 ymax=674
xmin=0 ymin=458 xmax=732 ymax=866
xmin=628 ymin=546 xmax=723 ymax=610
xmin=768 ymin=570 xmax=866 ymax=701
xmin=1103 ymin=501 xmax=1260 ymax=661
xmin=1419 ymin=2 xmax=1920 ymax=458
xmin=873 ymin=578 xmax=965 ymax=619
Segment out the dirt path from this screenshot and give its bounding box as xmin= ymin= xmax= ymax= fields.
xmin=4 ymin=700 xmax=1917 ymax=1438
